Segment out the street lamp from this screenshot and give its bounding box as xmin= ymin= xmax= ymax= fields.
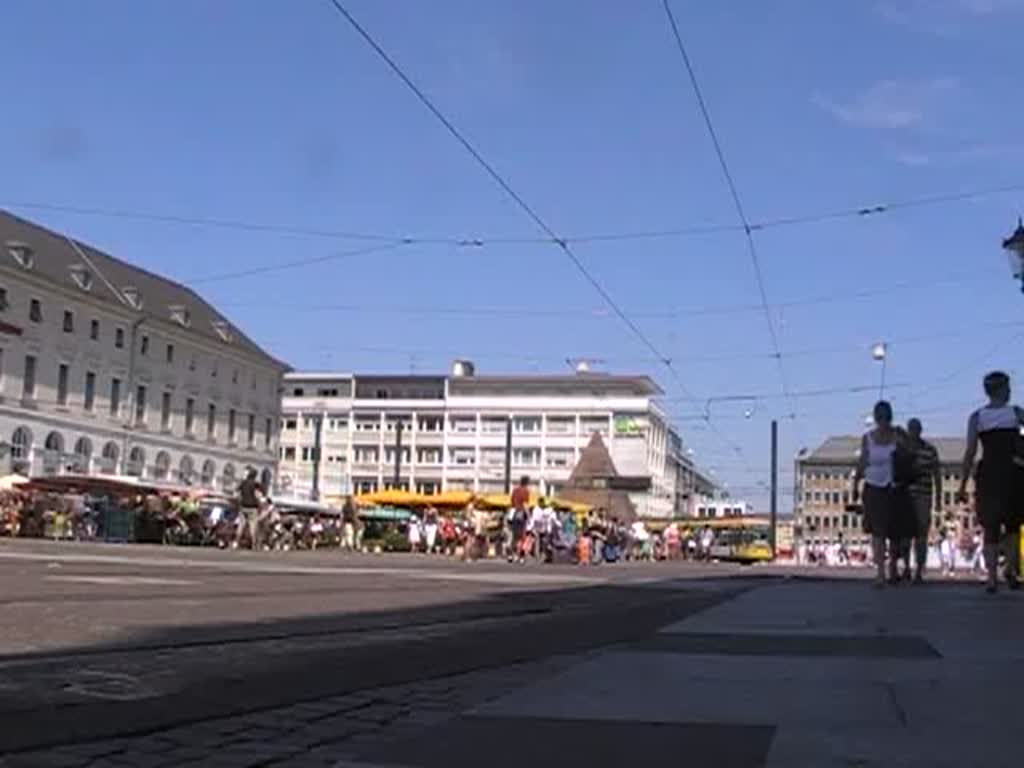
xmin=1003 ymin=217 xmax=1024 ymax=293
xmin=871 ymin=342 xmax=887 ymax=399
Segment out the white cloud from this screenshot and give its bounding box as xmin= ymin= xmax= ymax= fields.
xmin=896 ymin=141 xmax=1024 ymax=167
xmin=896 ymin=151 xmax=933 ymax=166
xmin=815 ymin=78 xmax=959 ymax=130
xmin=877 ymin=0 xmax=1024 ymax=30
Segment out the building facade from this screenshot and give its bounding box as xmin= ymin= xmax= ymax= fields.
xmin=277 ymin=369 xmax=713 ymax=518
xmin=794 ymin=435 xmax=976 ymax=549
xmin=692 ymin=499 xmax=754 ymax=519
xmin=0 ymin=211 xmax=288 ymax=490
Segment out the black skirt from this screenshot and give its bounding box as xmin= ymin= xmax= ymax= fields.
xmin=862 ymin=484 xmax=892 ymax=538
xmin=976 ymin=462 xmax=1024 ymax=531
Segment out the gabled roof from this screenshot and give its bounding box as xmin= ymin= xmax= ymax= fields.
xmin=0 ymin=209 xmax=287 ymax=369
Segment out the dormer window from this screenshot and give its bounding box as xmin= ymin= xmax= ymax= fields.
xmin=122 ymin=286 xmax=142 ymax=310
xmin=69 ymin=264 xmax=93 ymax=291
xmin=169 ymin=304 xmax=191 ymax=327
xmin=6 ymin=241 xmax=33 ymax=270
xmin=211 ymin=320 xmax=233 ymax=343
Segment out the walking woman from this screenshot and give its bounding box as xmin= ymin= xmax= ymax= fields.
xmin=854 ymin=401 xmax=901 ymax=586
xmin=956 ymin=371 xmax=1024 ymax=593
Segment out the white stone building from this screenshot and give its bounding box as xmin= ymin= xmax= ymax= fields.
xmin=277 ymin=367 xmax=714 ymax=518
xmin=0 ymin=210 xmax=288 ymax=490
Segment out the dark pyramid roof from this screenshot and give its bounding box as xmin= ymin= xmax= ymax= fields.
xmin=569 ymin=432 xmax=619 ymax=483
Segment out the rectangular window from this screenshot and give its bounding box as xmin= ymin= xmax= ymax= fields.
xmin=57 ymin=363 xmax=69 ymax=405
xmin=265 ymin=417 xmax=272 ymax=448
xmin=166 ymin=344 xmax=174 ymax=364
xmin=115 ymin=327 xmax=125 ymax=349
xmin=207 ymin=404 xmax=216 ymax=439
xmin=140 ymin=336 xmax=149 ymax=356
xmin=161 ymin=391 xmax=172 ymax=430
xmin=110 ymin=378 xmax=121 ymax=416
xmin=513 ymin=417 xmax=542 ymax=433
xmin=228 ymin=408 xmax=237 ymax=442
xmin=185 ymin=398 xmax=195 ymax=435
xmin=247 ymin=413 xmax=255 ymax=446
xmin=84 ymin=371 xmax=96 ymax=412
xmin=62 ymin=310 xmax=74 ymax=333
xmin=283 ymin=446 xmax=296 ymax=461
xmin=29 ymin=299 xmax=42 ymax=323
xmin=90 ymin=318 xmax=99 ymax=341
xmin=23 ymin=355 xmax=37 ymax=399
xmin=135 ymin=385 xmax=147 ymax=425
xmin=0 ymin=286 xmax=7 ymax=311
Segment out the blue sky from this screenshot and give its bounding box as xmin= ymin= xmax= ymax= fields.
xmin=3 ymin=0 xmax=1023 ymax=505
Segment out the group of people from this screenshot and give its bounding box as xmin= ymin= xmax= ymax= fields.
xmin=856 ymin=371 xmax=1023 ymax=592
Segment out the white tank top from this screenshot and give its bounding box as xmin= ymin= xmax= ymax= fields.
xmin=864 ymin=432 xmax=896 ymax=487
xmin=976 ymin=404 xmax=1021 ymax=433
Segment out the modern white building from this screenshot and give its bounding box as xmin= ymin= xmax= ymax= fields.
xmin=0 ymin=210 xmax=288 ymax=490
xmin=277 ymin=365 xmax=714 ymax=518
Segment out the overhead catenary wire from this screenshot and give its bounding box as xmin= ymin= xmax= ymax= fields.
xmin=661 ymin=0 xmax=799 ymax=434
xmin=5 ymin=181 xmax=1023 ymax=249
xmin=188 ymin=241 xmax=410 ymax=285
xmin=214 ymin=270 xmax=998 ymax=320
xmin=321 ymin=0 xmax=756 ymax=461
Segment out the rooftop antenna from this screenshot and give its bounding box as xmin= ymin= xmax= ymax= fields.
xmin=566 ymin=357 xmax=605 ymax=374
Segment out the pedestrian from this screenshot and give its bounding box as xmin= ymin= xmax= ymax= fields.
xmin=528 ymin=498 xmax=545 ymax=560
xmin=904 ymin=418 xmax=942 ymax=583
xmin=463 ymin=501 xmax=488 ymax=561
xmin=854 ymin=400 xmax=903 ymax=587
xmin=341 ymin=495 xmax=358 ymax=551
xmin=665 ymin=522 xmax=681 ymax=560
xmin=423 ymin=506 xmax=439 ymax=554
xmin=970 ymin=528 xmax=985 ymax=575
xmin=700 ymin=525 xmax=714 ymax=561
xmin=441 ymin=514 xmax=458 ymax=556
xmin=939 ymin=528 xmax=956 ymax=577
xmin=956 ymin=371 xmax=1024 ymax=593
xmin=234 ymin=469 xmax=264 ymax=550
xmin=836 ymin=531 xmax=850 ymax=566
xmin=407 ymin=515 xmax=422 ymax=553
xmin=509 ymin=476 xmax=531 ymax=563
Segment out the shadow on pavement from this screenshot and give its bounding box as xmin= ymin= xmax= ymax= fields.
xmin=0 ymin=577 xmax=738 ymax=753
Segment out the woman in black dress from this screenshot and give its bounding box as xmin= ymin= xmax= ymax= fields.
xmin=957 ymin=371 xmax=1024 ymax=593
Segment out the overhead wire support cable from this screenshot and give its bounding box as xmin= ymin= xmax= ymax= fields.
xmin=661 ymin=0 xmax=799 ymax=433
xmin=323 ymin=0 xmax=748 ymax=462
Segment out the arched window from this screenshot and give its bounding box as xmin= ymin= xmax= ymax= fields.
xmin=153 ymin=451 xmax=171 ymax=481
xmin=72 ymin=437 xmax=93 ymax=472
xmin=11 ymin=427 xmax=32 ymax=473
xmin=44 ymin=431 xmax=64 ymax=453
xmin=100 ymin=442 xmax=119 ymax=474
xmin=221 ymin=463 xmax=237 ymax=492
xmin=127 ymin=446 xmax=146 ymax=477
xmin=179 ymin=455 xmax=195 ymax=484
xmin=43 ymin=431 xmax=65 ymax=474
xmin=200 ymin=459 xmax=216 ymax=488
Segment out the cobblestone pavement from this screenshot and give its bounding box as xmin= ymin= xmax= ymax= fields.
xmin=1 ymin=655 xmax=585 ymax=768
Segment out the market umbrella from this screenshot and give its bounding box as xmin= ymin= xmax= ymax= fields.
xmin=0 ymin=474 xmax=29 ymax=491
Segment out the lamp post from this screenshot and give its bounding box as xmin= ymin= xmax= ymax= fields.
xmin=872 ymin=342 xmax=888 ymax=399
xmin=1002 ymin=218 xmax=1024 ymax=294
